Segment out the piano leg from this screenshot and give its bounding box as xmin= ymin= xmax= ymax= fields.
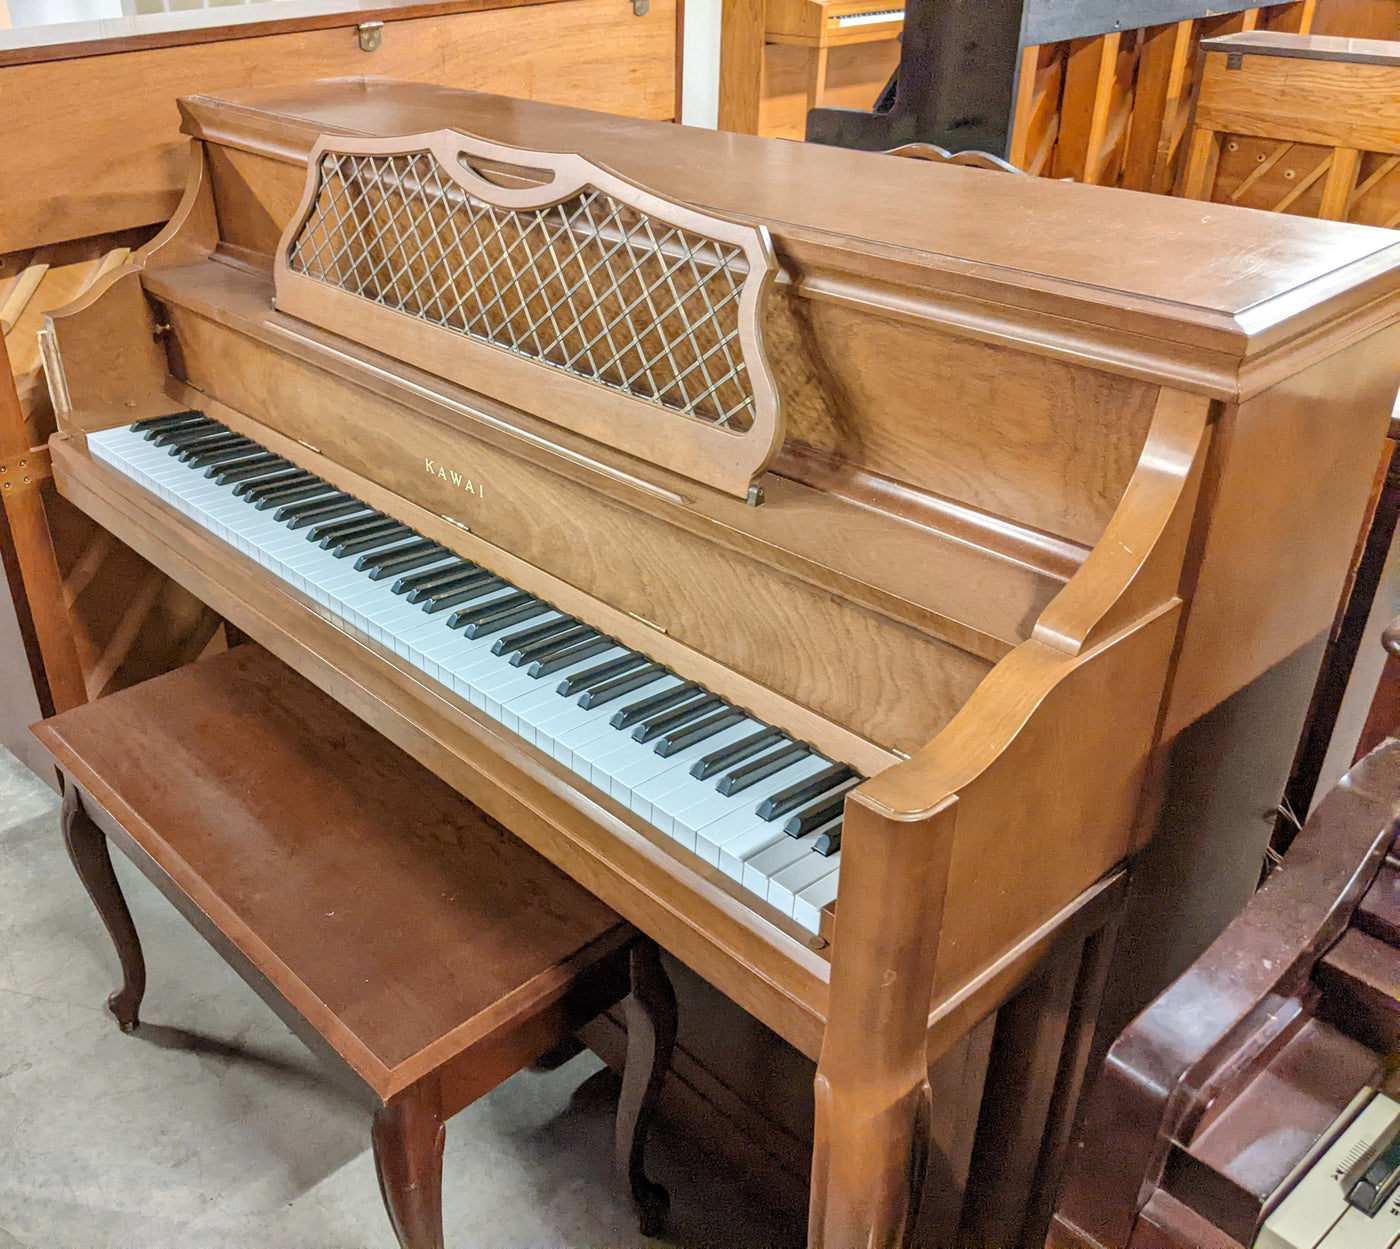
xmin=372 ymin=1080 xmax=447 ymax=1249
xmin=615 ymin=937 xmax=677 ymax=1237
xmin=60 ymin=783 xmax=147 ymax=1033
xmin=809 ymin=797 xmax=952 ymax=1248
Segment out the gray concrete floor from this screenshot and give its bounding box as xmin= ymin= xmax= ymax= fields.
xmin=0 ymin=746 xmax=802 ymax=1249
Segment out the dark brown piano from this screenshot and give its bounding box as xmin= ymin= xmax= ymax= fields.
xmin=1051 ymin=734 xmax=1400 ymax=1249
xmin=16 ymin=78 xmax=1400 ymax=1246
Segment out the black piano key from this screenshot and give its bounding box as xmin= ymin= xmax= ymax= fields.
xmin=329 ymin=524 xmax=414 ymax=558
xmin=240 ymin=471 xmax=316 ymax=502
xmin=273 ymin=491 xmax=355 ymax=523
xmin=253 ymin=481 xmax=336 ymax=511
xmin=150 ymin=420 xmax=224 ymax=447
xmin=632 ymin=694 xmax=724 ymax=744
xmin=192 ymin=443 xmax=266 ymax=471
xmin=716 ymin=743 xmax=812 ymax=797
xmin=211 ymin=455 xmax=289 ymax=483
xmin=133 ymin=411 xmax=206 ymax=435
xmin=527 ymin=636 xmax=614 ymax=679
xmin=509 ymin=625 xmax=596 ymax=668
xmin=610 ymin=681 xmax=702 ymax=730
xmin=233 ymin=467 xmax=305 ymax=496
xmin=577 ymin=663 xmax=666 ymax=710
xmin=690 ymin=726 xmax=784 ymax=781
xmin=353 ymin=537 xmax=435 ymax=574
xmin=653 ymin=707 xmax=747 ymax=758
xmin=446 ymin=589 xmax=532 ymax=630
xmin=492 ymin=616 xmax=581 ymax=658
xmin=365 ymin=543 xmax=450 ymax=582
xmin=556 ymin=652 xmax=647 ymax=697
xmin=461 ymin=599 xmax=550 ymax=639
xmin=176 ymin=434 xmax=250 ymax=462
xmin=411 ymin=571 xmax=495 ymax=604
xmin=392 ymin=559 xmax=474 ymax=595
xmin=811 ymin=818 xmax=843 ymax=858
xmin=283 ymin=499 xmax=366 ymax=531
xmin=168 ymin=428 xmax=238 ymax=453
xmin=307 ymin=511 xmax=392 ymax=544
xmin=416 ymin=574 xmax=504 ymax=612
xmin=757 ymin=763 xmax=859 ymax=822
xmin=783 ymin=780 xmax=861 ymax=837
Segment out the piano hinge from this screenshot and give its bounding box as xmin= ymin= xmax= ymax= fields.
xmin=296 ymin=438 xmax=322 ymax=455
xmin=437 ymin=513 xmax=471 ymax=533
xmin=0 ymin=445 xmax=53 ymax=498
xmin=628 ymin=611 xmax=668 ymax=635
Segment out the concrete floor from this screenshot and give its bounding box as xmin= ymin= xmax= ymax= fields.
xmin=0 ymin=746 xmax=802 ymax=1249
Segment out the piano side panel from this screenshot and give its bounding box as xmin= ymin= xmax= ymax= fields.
xmin=195 ymin=133 xmax=1163 ymax=552
xmin=1163 ymin=328 xmax=1400 ymax=739
xmin=159 ymin=303 xmax=994 ymax=756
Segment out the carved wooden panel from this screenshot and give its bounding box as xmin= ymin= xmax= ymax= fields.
xmin=276 ymin=132 xmax=783 ymax=502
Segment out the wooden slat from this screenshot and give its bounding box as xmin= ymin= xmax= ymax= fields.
xmin=1180 ymin=126 xmax=1224 ymax=199
xmin=1319 ymin=145 xmax=1362 ymax=218
xmin=1054 ymin=32 xmax=1122 ymax=183
xmin=1009 ymin=44 xmax=1042 ymax=169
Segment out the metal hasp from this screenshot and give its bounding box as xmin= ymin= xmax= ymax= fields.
xmin=357 ymin=20 xmax=383 ymax=52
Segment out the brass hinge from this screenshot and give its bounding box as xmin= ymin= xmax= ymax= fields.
xmin=0 ymin=445 xmax=53 ymax=498
xmin=358 ymin=20 xmax=383 ymax=51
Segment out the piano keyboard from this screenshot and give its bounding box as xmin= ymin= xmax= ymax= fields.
xmin=88 ymin=413 xmax=861 ymax=936
xmin=831 ymin=8 xmax=902 ymax=27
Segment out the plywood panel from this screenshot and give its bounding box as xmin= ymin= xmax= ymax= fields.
xmin=0 ymin=0 xmax=676 ymax=253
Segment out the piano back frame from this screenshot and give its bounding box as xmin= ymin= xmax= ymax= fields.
xmin=26 ymin=81 xmax=1400 ymax=1246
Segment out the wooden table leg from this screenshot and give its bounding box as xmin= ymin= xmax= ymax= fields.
xmin=373 ymin=1080 xmax=447 ymax=1249
xmin=616 ymin=937 xmax=677 ymax=1237
xmin=60 ymin=783 xmax=147 ymax=1032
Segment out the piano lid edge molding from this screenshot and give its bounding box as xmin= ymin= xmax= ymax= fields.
xmin=272 ymin=129 xmax=786 ymax=503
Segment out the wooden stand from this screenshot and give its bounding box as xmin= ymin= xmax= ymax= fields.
xmin=33 ymin=644 xmax=676 ymax=1248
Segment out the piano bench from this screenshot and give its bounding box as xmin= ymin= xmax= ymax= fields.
xmin=30 ymin=644 xmax=676 ymax=1249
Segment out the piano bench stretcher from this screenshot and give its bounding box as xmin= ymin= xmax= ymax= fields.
xmin=30 ymin=643 xmax=676 ymax=1249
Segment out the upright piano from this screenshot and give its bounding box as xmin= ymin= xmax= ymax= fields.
xmin=1050 ymin=734 xmax=1400 ymax=1249
xmin=31 ymin=79 xmax=1400 ymax=1246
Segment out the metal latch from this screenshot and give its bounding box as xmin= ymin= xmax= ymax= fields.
xmin=632 ymin=0 xmax=649 ymax=15
xmin=1226 ymin=51 xmax=1244 ymax=70
xmin=358 ymin=20 xmax=383 ymax=52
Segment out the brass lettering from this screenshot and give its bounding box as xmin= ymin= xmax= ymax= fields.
xmin=423 ymin=455 xmax=487 ymax=503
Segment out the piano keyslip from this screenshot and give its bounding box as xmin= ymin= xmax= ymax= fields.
xmin=90 ymin=416 xmax=861 ymax=934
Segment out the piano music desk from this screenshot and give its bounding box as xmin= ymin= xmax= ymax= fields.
xmin=31 ymin=644 xmax=676 ymax=1249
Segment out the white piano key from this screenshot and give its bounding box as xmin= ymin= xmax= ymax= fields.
xmin=768 ymin=847 xmax=840 ymax=920
xmin=741 ymin=834 xmax=813 ymax=897
xmin=793 ymin=871 xmax=841 ymax=935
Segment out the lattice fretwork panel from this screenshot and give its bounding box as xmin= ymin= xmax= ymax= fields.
xmin=289 ymin=150 xmax=759 ymax=433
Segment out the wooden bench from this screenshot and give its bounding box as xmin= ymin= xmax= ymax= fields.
xmin=31 ymin=643 xmax=676 ymax=1249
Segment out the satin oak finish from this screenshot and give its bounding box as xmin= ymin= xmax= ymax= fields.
xmin=36 ymin=80 xmax=1400 ymax=1246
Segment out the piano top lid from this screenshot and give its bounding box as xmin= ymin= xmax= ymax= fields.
xmin=180 ymin=78 xmax=1400 ymax=384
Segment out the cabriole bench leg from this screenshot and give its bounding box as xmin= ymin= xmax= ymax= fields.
xmin=373 ymin=1081 xmax=446 ymax=1249
xmin=616 ymin=937 xmax=677 ymax=1237
xmin=60 ymin=783 xmax=147 ymax=1032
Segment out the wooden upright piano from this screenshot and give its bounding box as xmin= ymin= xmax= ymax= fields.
xmin=26 ymin=79 xmax=1400 ymax=1246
